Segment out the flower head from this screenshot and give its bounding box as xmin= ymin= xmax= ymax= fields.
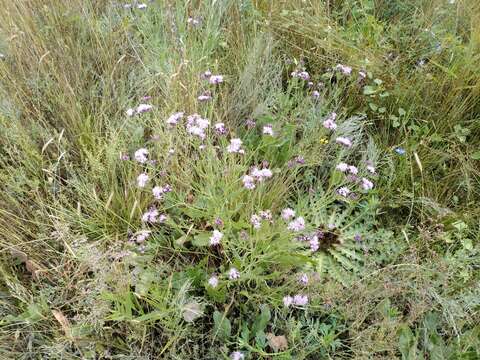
xmin=166 ymin=112 xmax=184 ymax=126
xmin=322 ymin=112 xmax=338 ymax=130
xmin=197 ymin=91 xmax=212 ymax=102
xmin=335 ymin=137 xmax=353 ymax=148
xmin=209 ymin=75 xmax=223 ymax=84
xmin=214 ymin=122 xmax=226 ymax=135
xmin=126 ymin=108 xmax=135 ymax=117
xmin=208 ymin=275 xmax=218 ymax=288
xmin=335 ymin=64 xmax=352 ymax=75
xmin=348 ymin=165 xmax=358 ymax=175
xmin=135 ymin=230 xmax=151 ymax=243
xmin=293 ymin=294 xmax=309 ymax=306
xmin=361 ymin=178 xmax=374 ymax=191
xmin=288 ymin=217 xmax=305 ymax=232
xmin=227 ymin=138 xmax=244 ymax=153
xmin=137 ymin=173 xmax=149 ymax=188
xmin=312 ymin=90 xmax=320 ymax=99
xmin=141 ymin=207 xmax=159 ymax=223
xmin=209 ymin=230 xmax=223 ymax=246
xmin=230 ymin=351 xmax=244 ymax=360
xmin=336 ymin=162 xmax=349 ymax=172
xmin=228 ymin=267 xmax=240 ymax=280
xmin=337 ymin=186 xmax=351 ymax=197
xmin=283 ymin=295 xmax=293 ymax=307
xmin=134 ymin=148 xmax=149 ymax=163
xmin=242 ymin=175 xmax=255 ymax=190
xmin=299 ymin=273 xmax=309 ymax=285
xmin=250 ymin=214 xmax=262 ymax=229
xmin=137 ymin=104 xmax=153 ymax=114
xmin=281 ymin=208 xmax=295 ymax=220
xmin=262 ymin=124 xmax=274 ymax=136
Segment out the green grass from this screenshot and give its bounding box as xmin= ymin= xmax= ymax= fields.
xmin=0 ymin=0 xmax=479 ymax=359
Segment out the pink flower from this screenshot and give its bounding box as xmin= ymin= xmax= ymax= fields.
xmin=209 ymin=230 xmax=223 ymax=246
xmin=312 ymin=90 xmax=320 ymax=98
xmin=214 ymin=122 xmax=226 ymax=135
xmin=135 ymin=230 xmax=151 ymax=243
xmin=288 ymin=217 xmax=305 ymax=232
xmin=136 ymin=104 xmax=153 ymax=114
xmin=166 ymin=112 xmax=184 ymax=126
xmin=299 ymin=273 xmax=309 ymax=285
xmin=293 ymin=294 xmax=309 ymax=306
xmin=230 ymin=351 xmax=244 ymax=360
xmin=201 ymin=70 xmax=212 ymax=79
xmin=208 ymin=275 xmax=218 ymax=288
xmin=209 ymin=75 xmax=223 ymax=84
xmin=361 ymin=178 xmax=374 ymax=190
xmin=336 ymin=163 xmax=349 ymax=172
xmin=310 ymin=235 xmax=319 ymax=251
xmin=141 ymin=207 xmax=159 ymax=223
xmin=250 ymin=214 xmax=262 ymax=229
xmin=335 ymin=64 xmax=352 ymax=75
xmin=137 ymin=173 xmax=149 ymax=188
xmin=283 ymin=296 xmax=293 ymax=307
xmin=348 ymin=165 xmax=358 ymax=175
xmin=134 ymin=148 xmax=149 ymax=163
xmin=227 ymin=138 xmax=244 ymax=153
xmin=259 ymin=210 xmax=272 ymax=221
xmin=198 ymin=92 xmax=212 ymax=102
xmin=242 ymin=175 xmax=256 ymax=190
xmin=251 ymin=167 xmax=272 ymax=182
xmin=262 ymin=124 xmax=274 ymax=136
xmin=281 ymin=208 xmax=295 ymax=220
xmin=228 ymin=267 xmax=240 ymax=280
xmin=335 ymin=137 xmax=352 ymax=148
xmin=337 ymin=186 xmax=351 ymax=197
xmin=152 ymin=185 xmax=172 ymax=200
xmin=323 ymin=112 xmax=338 ymax=130
xmin=292 ymin=71 xmax=310 ymax=81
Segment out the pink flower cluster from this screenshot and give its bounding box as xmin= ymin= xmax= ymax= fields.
xmin=242 ymin=166 xmax=273 ymax=189
xmin=335 ymin=64 xmax=352 ymax=75
xmin=283 ymin=294 xmax=309 ymax=308
xmin=126 ymin=103 xmax=153 ymax=117
xmin=291 ymin=70 xmax=310 ymax=81
xmin=186 ymin=113 xmax=210 ymax=139
xmin=323 ymin=112 xmax=338 ymax=130
xmin=227 ymin=138 xmax=244 ymax=154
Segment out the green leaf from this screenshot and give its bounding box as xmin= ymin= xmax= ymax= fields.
xmin=368 ymin=102 xmax=378 ymax=111
xmin=363 ymin=86 xmax=377 ymax=95
xmin=213 ymin=310 xmax=231 ymax=340
xmin=252 ymin=304 xmax=271 ymax=336
xmin=398 ymin=108 xmax=406 ymax=116
xmin=471 ymin=151 xmax=480 ymax=160
xmin=192 ymin=233 xmax=210 ymax=247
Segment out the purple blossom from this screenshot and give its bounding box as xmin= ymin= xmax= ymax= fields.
xmin=141 ymin=207 xmax=159 ymax=223
xmin=166 ymin=112 xmax=184 ymax=126
xmin=201 ymin=70 xmax=212 ymax=79
xmin=242 ymin=175 xmax=255 ymax=190
xmin=336 ymin=162 xmax=349 ymax=172
xmin=134 ymin=148 xmax=149 ymax=163
xmin=335 ymin=64 xmax=352 ymax=75
xmin=361 ymin=177 xmax=374 ymax=190
xmin=228 ymin=267 xmax=240 ymax=280
xmin=227 ymin=138 xmax=244 ymax=153
xmin=120 ymin=153 xmax=130 ymax=161
xmin=214 ymin=122 xmax=226 ymax=135
xmin=337 ymin=186 xmax=351 ymax=197
xmin=137 ymin=173 xmax=149 ymax=188
xmin=137 ymin=104 xmax=153 ymax=114
xmin=208 ymin=275 xmax=218 ymax=288
xmin=135 ymin=230 xmax=151 ymax=243
xmin=245 ymin=118 xmax=256 ymax=129
xmin=299 ymin=273 xmax=309 ymax=285
xmin=312 ymin=90 xmax=320 ymax=99
xmin=348 ymin=165 xmax=358 ymax=175
xmin=310 ymin=235 xmax=319 ymax=251
xmin=323 ymin=112 xmax=338 ymax=130
xmin=230 ymin=351 xmax=244 ymax=360
xmin=209 ymin=230 xmax=223 ymax=246
xmin=250 ymin=214 xmax=262 ymax=229
xmin=283 ymin=295 xmax=293 ymax=307
xmin=250 ymin=167 xmax=272 ymax=182
xmin=335 ymin=137 xmax=353 ymax=148
xmin=288 ymin=217 xmax=305 ymax=232
xmin=209 ymin=75 xmax=223 ymax=84
xmin=259 ymin=210 xmax=273 ymax=221
xmin=293 ymin=294 xmax=309 ymax=306
xmin=281 ymin=208 xmax=295 ymax=220
xmin=198 ymin=91 xmax=212 ymax=102
xmin=262 ymin=124 xmax=274 ymax=136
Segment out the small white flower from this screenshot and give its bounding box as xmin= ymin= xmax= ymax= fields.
xmin=209 ymin=230 xmax=223 ymax=246
xmin=288 ymin=217 xmax=305 ymax=232
xmin=281 ymin=208 xmax=295 ymax=220
xmin=283 ymin=295 xmax=293 ymax=307
xmin=262 ymin=124 xmax=274 ymax=136
xmin=366 ymin=165 xmax=376 ymax=174
xmin=136 ymin=104 xmax=153 ymax=113
xmin=337 ymin=186 xmax=351 ymax=197
xmin=208 ymin=276 xmax=219 ymax=288
xmin=361 ymin=178 xmax=374 ymax=191
xmin=230 ymin=351 xmax=244 ymax=360
xmin=126 ymin=108 xmax=135 ymax=117
xmin=336 ymin=163 xmax=349 ymax=172
xmin=348 ymin=165 xmax=358 ymax=175
xmin=137 ymin=173 xmax=149 ymax=188
xmin=242 ymin=175 xmax=255 ymax=190
xmin=209 ymin=75 xmax=223 ymax=84
xmin=166 ymin=112 xmax=184 ymax=126
xmin=228 ymin=267 xmax=240 ymax=280
xmin=134 ymin=148 xmax=149 ymax=163
xmin=227 ymin=138 xmax=243 ymax=153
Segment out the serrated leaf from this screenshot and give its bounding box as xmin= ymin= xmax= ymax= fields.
xmin=213 ymin=310 xmax=231 ymax=340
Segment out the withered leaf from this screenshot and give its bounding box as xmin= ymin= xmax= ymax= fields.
xmin=267 ymin=333 xmax=288 ymax=352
